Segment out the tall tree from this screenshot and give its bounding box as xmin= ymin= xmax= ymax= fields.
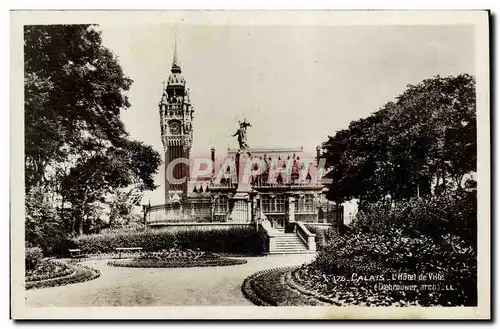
xmin=24 ymin=24 xmax=132 ymax=191
xmin=61 ymin=141 xmax=160 ymax=235
xmin=24 ymin=25 xmax=161 ymax=239
xmin=322 ymin=74 xmax=476 ymax=203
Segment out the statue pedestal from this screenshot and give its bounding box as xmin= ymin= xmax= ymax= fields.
xmin=228 ymin=151 xmax=253 ymax=223
xmin=228 ymin=192 xmax=251 ymax=223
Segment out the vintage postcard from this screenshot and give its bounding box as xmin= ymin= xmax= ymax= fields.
xmin=10 ymin=10 xmax=490 ymax=319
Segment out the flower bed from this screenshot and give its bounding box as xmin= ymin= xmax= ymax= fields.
xmin=25 ymin=261 xmax=100 ymax=290
xmin=26 ymin=260 xmax=75 ymax=282
xmin=241 ymin=271 xmax=272 ymax=306
xmin=241 ymin=267 xmax=323 ymax=306
xmin=107 ymin=250 xmax=247 ymax=268
xmin=108 ymin=258 xmax=247 ymax=268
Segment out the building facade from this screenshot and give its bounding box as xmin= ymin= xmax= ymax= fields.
xmin=146 ymin=44 xmax=343 ymax=243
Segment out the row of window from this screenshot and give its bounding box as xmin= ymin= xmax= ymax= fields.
xmin=261 ymin=195 xmax=316 ymax=213
xmin=262 ymin=195 xmax=286 ymax=213
xmin=212 ymin=194 xmax=317 ymax=214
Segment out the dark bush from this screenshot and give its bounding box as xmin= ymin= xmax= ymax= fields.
xmin=25 ymin=186 xmax=67 ymax=255
xmin=305 ymin=225 xmax=340 ymax=250
xmin=351 ymin=190 xmax=476 ymax=246
xmin=25 ymin=247 xmax=43 ymax=272
xmin=314 ymin=227 xmax=477 ymax=306
xmin=72 ymin=227 xmax=266 ymax=255
xmin=48 ymin=239 xmax=78 ymax=257
xmin=309 ymin=191 xmax=477 ymax=306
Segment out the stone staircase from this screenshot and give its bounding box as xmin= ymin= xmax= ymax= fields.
xmin=260 ymin=222 xmax=317 ymax=254
xmin=268 ymin=228 xmax=313 ymax=254
xmin=272 ymin=233 xmax=310 ymax=254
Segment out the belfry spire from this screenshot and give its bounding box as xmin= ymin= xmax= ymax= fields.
xmin=171 ymin=36 xmax=181 ymax=73
xmin=160 ymin=35 xmax=193 ymax=203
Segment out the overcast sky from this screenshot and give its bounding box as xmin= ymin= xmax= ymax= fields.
xmin=98 ymin=24 xmax=474 ymax=204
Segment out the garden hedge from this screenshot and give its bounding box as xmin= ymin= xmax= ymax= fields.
xmin=72 ymin=227 xmax=266 ymax=255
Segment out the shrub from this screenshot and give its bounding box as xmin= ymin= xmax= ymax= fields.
xmin=351 ymin=190 xmax=476 ymax=246
xmin=304 ymin=225 xmax=341 ymax=250
xmin=72 ymin=227 xmax=266 ymax=255
xmin=25 ymin=247 xmax=43 ymax=272
xmin=25 ymin=186 xmax=66 ymax=254
xmin=314 ymin=228 xmax=477 ymax=306
xmin=49 ymin=239 xmax=79 ymax=257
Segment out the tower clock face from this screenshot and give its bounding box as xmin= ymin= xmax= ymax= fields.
xmin=170 ymin=122 xmax=181 ymax=135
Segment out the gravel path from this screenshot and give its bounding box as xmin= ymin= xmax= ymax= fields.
xmin=25 ymin=254 xmax=315 ymax=307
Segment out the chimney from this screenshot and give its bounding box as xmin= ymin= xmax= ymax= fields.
xmin=210 ymin=147 xmax=215 ymax=175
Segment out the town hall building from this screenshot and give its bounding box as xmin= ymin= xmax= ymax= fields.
xmin=145 ymin=42 xmax=343 ymax=253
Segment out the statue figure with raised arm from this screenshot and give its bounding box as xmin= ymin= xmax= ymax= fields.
xmin=233 ymin=118 xmax=251 ymax=151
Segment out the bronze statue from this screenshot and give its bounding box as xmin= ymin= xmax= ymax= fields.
xmin=233 ymin=119 xmax=251 ymax=150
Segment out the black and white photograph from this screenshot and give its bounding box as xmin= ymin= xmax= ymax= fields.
xmin=10 ymin=10 xmax=490 ymax=319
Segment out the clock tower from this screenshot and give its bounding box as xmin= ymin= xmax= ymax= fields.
xmin=159 ymin=40 xmax=194 ymax=203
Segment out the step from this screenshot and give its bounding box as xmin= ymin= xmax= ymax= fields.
xmin=275 ymin=246 xmax=308 ymax=250
xmin=276 ymin=242 xmax=305 ymax=247
xmin=274 ymin=239 xmax=304 ymax=243
xmin=267 ymin=231 xmax=314 ymax=254
xmin=274 ymin=244 xmax=307 ymax=248
xmin=267 ymin=250 xmax=316 ymax=255
xmin=275 ymin=240 xmax=304 ymax=243
xmin=276 ymin=248 xmax=307 ymax=250
xmin=275 ymin=238 xmax=304 ymax=241
xmin=275 ymin=241 xmax=306 ymax=245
